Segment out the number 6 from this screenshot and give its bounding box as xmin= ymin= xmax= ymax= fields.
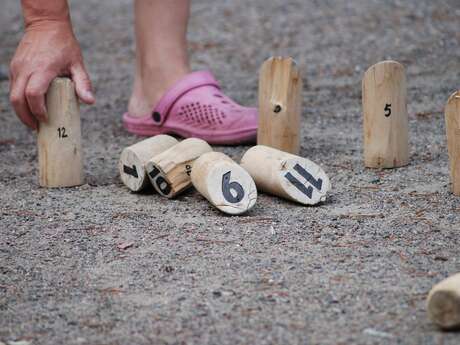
xmin=222 ymin=171 xmax=245 ymax=203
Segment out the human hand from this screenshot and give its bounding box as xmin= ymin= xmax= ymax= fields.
xmin=9 ymin=21 xmax=95 ymax=129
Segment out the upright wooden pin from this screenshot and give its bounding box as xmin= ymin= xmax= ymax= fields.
xmin=362 ymin=60 xmax=409 ymax=168
xmin=427 ymin=273 xmax=460 ymax=330
xmin=37 ymin=78 xmax=84 ymax=188
xmin=191 ymin=152 xmax=257 ymax=215
xmin=258 ymin=57 xmax=302 ymax=154
xmin=145 ymin=138 xmax=213 ymax=198
xmin=118 ymin=135 xmax=178 ymax=192
xmin=240 ymin=145 xmax=331 ymax=205
xmin=445 ymin=91 xmax=460 ymax=196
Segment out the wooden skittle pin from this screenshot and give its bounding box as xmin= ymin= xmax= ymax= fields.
xmin=445 ymin=91 xmax=460 ymax=196
xmin=427 ymin=273 xmax=460 ymax=330
xmin=363 ymin=60 xmax=409 ymax=168
xmin=258 ymin=57 xmax=302 ymax=155
xmin=38 ymin=78 xmax=84 ymax=188
xmin=145 ymin=138 xmax=213 ymax=198
xmin=191 ymin=152 xmax=257 ymax=215
xmin=119 ymin=135 xmax=178 ymax=192
xmin=240 ymin=145 xmax=330 ymax=205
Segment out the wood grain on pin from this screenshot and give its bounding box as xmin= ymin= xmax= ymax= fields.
xmin=258 ymin=57 xmax=302 ymax=154
xmin=118 ymin=135 xmax=178 ymax=192
xmin=240 ymin=145 xmax=331 ymax=205
xmin=363 ymin=60 xmax=409 ymax=168
xmin=38 ymin=78 xmax=84 ymax=188
xmin=445 ymin=91 xmax=460 ymax=196
xmin=145 ymin=138 xmax=213 ymax=198
xmin=191 ymin=152 xmax=257 ymax=215
xmin=427 ymin=273 xmax=460 ymax=330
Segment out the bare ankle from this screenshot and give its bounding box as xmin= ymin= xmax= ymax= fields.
xmin=128 ymin=65 xmax=190 ymax=117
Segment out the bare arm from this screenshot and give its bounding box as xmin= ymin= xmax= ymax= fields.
xmin=22 ymin=0 xmax=71 ymax=26
xmin=9 ymin=0 xmax=94 ymax=130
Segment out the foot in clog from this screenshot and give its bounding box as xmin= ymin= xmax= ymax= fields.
xmin=123 ymin=71 xmax=258 ymax=145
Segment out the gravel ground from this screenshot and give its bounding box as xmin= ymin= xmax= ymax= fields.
xmin=1 ymin=0 xmax=460 ymax=344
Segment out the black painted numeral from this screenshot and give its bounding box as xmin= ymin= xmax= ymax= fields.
xmin=384 ymin=104 xmax=392 ymax=117
xmin=57 ymin=127 xmax=68 ymax=138
xmin=222 ymin=171 xmax=244 ymax=203
xmin=149 ymin=166 xmax=172 ymax=195
xmin=284 ymin=164 xmax=323 ymax=199
xmin=123 ymin=165 xmax=139 ymax=178
xmin=185 ymin=165 xmax=192 ymax=176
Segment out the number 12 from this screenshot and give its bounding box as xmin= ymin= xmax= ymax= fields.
xmin=57 ymin=127 xmax=68 ymax=138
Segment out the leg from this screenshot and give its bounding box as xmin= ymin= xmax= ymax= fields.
xmin=129 ymin=0 xmax=191 ymax=117
xmin=124 ymin=0 xmax=258 ymax=144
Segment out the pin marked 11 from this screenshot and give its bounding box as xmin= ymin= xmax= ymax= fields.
xmin=240 ymin=145 xmax=331 ymax=205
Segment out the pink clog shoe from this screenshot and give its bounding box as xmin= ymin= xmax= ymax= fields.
xmin=123 ymin=71 xmax=258 ymax=145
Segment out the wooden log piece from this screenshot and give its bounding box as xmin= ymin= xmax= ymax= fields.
xmin=362 ymin=60 xmax=409 ymax=168
xmin=427 ymin=273 xmax=460 ymax=330
xmin=191 ymin=152 xmax=257 ymax=215
xmin=258 ymin=57 xmax=302 ymax=154
xmin=445 ymin=91 xmax=460 ymax=196
xmin=240 ymin=145 xmax=331 ymax=205
xmin=118 ymin=135 xmax=179 ymax=192
xmin=38 ymin=78 xmax=84 ymax=188
xmin=145 ymin=138 xmax=213 ymax=198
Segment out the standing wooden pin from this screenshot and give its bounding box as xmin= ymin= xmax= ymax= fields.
xmin=191 ymin=152 xmax=257 ymax=215
xmin=240 ymin=145 xmax=331 ymax=205
xmin=38 ymin=78 xmax=84 ymax=187
xmin=118 ymin=135 xmax=178 ymax=192
xmin=445 ymin=91 xmax=460 ymax=196
xmin=427 ymin=273 xmax=460 ymax=330
xmin=145 ymin=138 xmax=213 ymax=198
xmin=363 ymin=60 xmax=409 ymax=168
xmin=258 ymin=57 xmax=302 ymax=154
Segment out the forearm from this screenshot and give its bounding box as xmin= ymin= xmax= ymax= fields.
xmin=21 ymin=0 xmax=71 ymax=28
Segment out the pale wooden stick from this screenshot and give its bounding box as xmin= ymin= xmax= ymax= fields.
xmin=38 ymin=78 xmax=84 ymax=187
xmin=427 ymin=273 xmax=460 ymax=330
xmin=258 ymin=57 xmax=302 ymax=154
xmin=191 ymin=152 xmax=257 ymax=215
xmin=362 ymin=60 xmax=409 ymax=168
xmin=445 ymin=91 xmax=460 ymax=196
xmin=240 ymin=145 xmax=331 ymax=205
xmin=145 ymin=138 xmax=213 ymax=198
xmin=118 ymin=135 xmax=178 ymax=192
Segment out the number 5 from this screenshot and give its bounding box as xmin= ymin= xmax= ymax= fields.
xmin=384 ymin=104 xmax=392 ymax=117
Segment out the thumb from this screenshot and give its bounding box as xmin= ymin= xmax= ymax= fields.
xmin=71 ymin=63 xmax=95 ymax=105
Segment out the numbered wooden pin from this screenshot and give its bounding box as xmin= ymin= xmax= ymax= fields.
xmin=258 ymin=57 xmax=302 ymax=154
xmin=240 ymin=145 xmax=331 ymax=205
xmin=445 ymin=91 xmax=460 ymax=196
xmin=427 ymin=273 xmax=460 ymax=330
xmin=145 ymin=138 xmax=213 ymax=198
xmin=363 ymin=60 xmax=409 ymax=168
xmin=191 ymin=152 xmax=257 ymax=215
xmin=118 ymin=135 xmax=178 ymax=192
xmin=37 ymin=78 xmax=84 ymax=188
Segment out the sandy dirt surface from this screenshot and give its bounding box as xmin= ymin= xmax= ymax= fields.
xmin=1 ymin=0 xmax=460 ymax=344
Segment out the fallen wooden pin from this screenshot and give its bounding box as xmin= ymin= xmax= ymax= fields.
xmin=445 ymin=91 xmax=460 ymax=196
xmin=38 ymin=78 xmax=84 ymax=188
xmin=258 ymin=56 xmax=302 ymax=154
xmin=191 ymin=152 xmax=257 ymax=215
xmin=362 ymin=60 xmax=409 ymax=168
xmin=118 ymin=135 xmax=178 ymax=192
xmin=427 ymin=273 xmax=460 ymax=330
xmin=240 ymin=145 xmax=331 ymax=205
xmin=145 ymin=138 xmax=213 ymax=198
